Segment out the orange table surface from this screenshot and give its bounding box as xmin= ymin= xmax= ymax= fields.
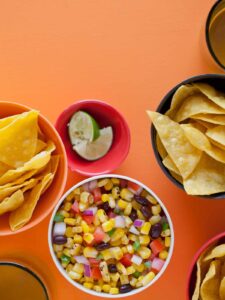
xmin=0 ymin=0 xmax=224 ymax=299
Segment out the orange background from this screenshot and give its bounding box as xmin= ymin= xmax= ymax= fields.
xmin=0 ymin=0 xmax=224 ymax=299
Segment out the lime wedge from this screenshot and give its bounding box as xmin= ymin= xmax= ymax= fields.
xmin=73 ymin=127 xmax=113 ymax=161
xmin=68 ymin=111 xmax=100 ymax=146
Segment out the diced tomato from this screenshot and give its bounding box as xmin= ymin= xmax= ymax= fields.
xmin=150 ymin=239 xmax=165 ymax=255
xmin=71 ymin=200 xmax=79 ymax=213
xmin=127 ymin=181 xmax=142 ymax=194
xmin=92 ymin=188 xmax=102 ymax=203
xmin=93 ymin=227 xmax=105 ymax=242
xmin=120 ymin=253 xmax=132 ymax=267
xmin=151 ymin=258 xmax=165 ymax=273
xmin=82 ymin=215 xmax=94 ymax=225
xmin=120 ymin=179 xmax=128 ymax=188
xmin=91 ymin=267 xmax=102 ymax=280
xmin=89 ymin=258 xmax=101 ymax=266
xmin=108 ymin=211 xmax=116 ymax=218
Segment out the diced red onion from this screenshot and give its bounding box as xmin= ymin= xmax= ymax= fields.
xmin=53 ymin=222 xmax=66 ymax=236
xmin=115 ymin=216 xmax=126 ymax=228
xmin=83 ymin=207 xmax=97 ymax=216
xmin=88 ymin=180 xmax=97 ymax=191
xmin=128 ymin=186 xmax=143 ymax=195
xmin=84 ymin=264 xmax=91 ymax=277
xmin=82 ymin=182 xmax=90 ymax=192
xmin=129 ymin=225 xmax=140 ymax=235
xmin=74 ymin=255 xmax=89 ymax=265
xmin=133 ymin=219 xmax=144 ymax=227
xmin=152 ymin=258 xmax=165 ymax=272
xmin=131 ymin=254 xmax=143 ymax=265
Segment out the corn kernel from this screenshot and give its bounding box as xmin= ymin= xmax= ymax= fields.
xmin=152 ymin=205 xmax=161 ymax=215
xmin=109 ymin=287 xmax=119 ymax=294
xmin=81 ymin=220 xmax=90 ymax=233
xmin=131 ymin=200 xmax=140 ymax=211
xmin=102 ymin=219 xmax=115 ymax=232
xmin=53 ymin=244 xmax=63 ymax=252
xmin=89 ymin=225 xmax=95 ymax=233
xmin=73 ymin=226 xmax=83 ymax=233
xmin=161 ymin=229 xmax=171 ymax=237
xmin=124 ymin=216 xmax=132 ymax=227
xmin=66 ymin=193 xmax=74 ymax=201
xmin=101 ymin=249 xmax=112 ymax=260
xmin=65 ymin=237 xmax=73 ymax=248
xmin=71 ymin=244 xmax=81 ymax=256
xmin=133 ymin=263 xmax=145 ymax=272
xmin=138 ymin=246 xmax=151 ymax=259
xmin=130 ymin=277 xmax=137 ymax=287
xmin=140 ymin=222 xmax=151 ymax=235
xmin=58 ymin=210 xmax=70 ymax=218
xmin=112 ymin=186 xmax=120 ymax=199
xmin=94 ymin=215 xmax=100 ymax=226
xmin=110 ymin=247 xmax=123 ymax=260
xmin=120 ymin=274 xmax=129 ymax=285
xmin=103 ymin=234 xmax=111 ymax=243
xmin=111 ymin=228 xmax=124 ymax=242
xmin=104 ymin=179 xmax=113 ymax=191
xmin=128 ymin=233 xmax=138 ymax=242
xmin=80 ymin=191 xmax=90 ymax=203
xmin=122 ymin=246 xmax=128 ymax=254
xmin=121 ymin=234 xmax=129 ymax=245
xmin=66 ymin=264 xmax=73 ymax=272
xmin=93 ymin=285 xmax=101 ymax=292
xmin=127 ymin=244 xmax=134 ymax=254
xmin=102 ymin=284 xmax=111 ymax=293
xmin=74 ymin=234 xmax=83 ymax=244
xmin=159 ymin=250 xmax=168 ymax=260
xmin=120 ymin=188 xmax=134 ymax=201
xmin=83 ymin=247 xmax=98 ymax=258
xmin=102 ymin=194 xmax=110 ymax=202
xmin=146 ymin=194 xmax=158 ymax=204
xmin=65 ymin=227 xmax=74 ymax=238
xmin=118 ymin=199 xmax=128 ymax=210
xmin=64 ymin=218 xmax=76 ymax=226
xmin=150 ymin=215 xmax=161 ymax=225
xmin=63 ymin=248 xmax=71 ymax=257
xmin=110 ymin=239 xmax=122 ymax=246
xmin=83 ymin=233 xmax=94 ymax=244
xmin=79 ymin=202 xmax=87 ymax=212
xmin=73 ymin=263 xmax=84 ymax=274
xmin=110 ymin=272 xmax=120 ymax=282
xmin=99 ymin=261 xmax=110 ymax=283
xmin=74 ymin=215 xmax=82 ymax=225
xmin=108 ymin=196 xmax=116 ymax=208
xmin=136 ymin=276 xmax=144 ymax=287
xmin=68 ymin=271 xmax=82 ymax=280
xmin=116 ymin=262 xmax=127 ymax=275
xmin=137 ymin=210 xmax=145 ymax=220
xmin=98 ymin=178 xmax=109 ymax=187
xmin=124 ymin=203 xmax=132 ymax=215
xmin=165 ymin=236 xmax=171 ymax=247
xmin=97 ymin=209 xmax=108 ymax=223
xmin=73 ymin=188 xmax=81 ymax=195
xmin=139 ymin=235 xmax=150 ymax=246
xmin=141 ymin=271 xmax=155 ymax=286
xmin=111 ymin=178 xmax=120 ymax=185
xmin=126 ymin=265 xmax=135 ymax=275
xmin=56 ymin=251 xmax=63 ymax=259
xmin=83 ymin=282 xmax=93 ymax=289
xmin=64 ymin=202 xmax=72 ymax=211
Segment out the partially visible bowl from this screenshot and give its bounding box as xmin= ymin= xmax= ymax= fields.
xmin=150 ymin=73 xmax=225 ymax=199
xmin=48 ymin=174 xmax=174 ymax=298
xmin=55 ymin=100 xmax=131 ymax=176
xmin=187 ymin=231 xmax=225 ymax=300
xmin=0 ymin=101 xmax=68 ymax=235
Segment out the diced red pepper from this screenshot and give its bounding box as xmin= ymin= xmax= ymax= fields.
xmin=82 ymin=215 xmax=94 ymax=225
xmin=71 ymin=200 xmax=79 ymax=213
xmin=93 ymin=227 xmax=105 ymax=242
xmin=120 ymin=253 xmax=132 ymax=267
xmin=150 ymin=239 xmax=165 ymax=255
xmin=127 ymin=181 xmax=142 ymax=194
xmin=89 ymin=258 xmax=101 ymax=266
xmin=151 ymin=257 xmax=165 ymax=273
xmin=92 ymin=188 xmax=102 ymax=203
xmin=91 ymin=267 xmax=102 ymax=280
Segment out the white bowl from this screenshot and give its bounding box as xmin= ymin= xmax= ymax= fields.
xmin=48 ymin=174 xmax=174 ymax=298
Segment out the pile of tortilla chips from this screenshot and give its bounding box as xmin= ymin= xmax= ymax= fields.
xmin=147 ymin=83 xmax=225 ymax=196
xmin=0 ymin=110 xmax=59 ymax=231
xmin=192 ymin=242 xmax=225 ymax=300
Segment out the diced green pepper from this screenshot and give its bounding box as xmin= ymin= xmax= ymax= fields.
xmin=97 ymin=254 xmax=103 ymax=260
xmin=113 ymin=207 xmax=122 ymax=215
xmin=61 ymin=254 xmax=71 ymax=264
xmin=133 ymin=271 xmax=141 ymax=278
xmin=162 ymin=222 xmax=169 ymax=231
xmin=133 ymin=240 xmax=140 ymax=251
xmin=54 ymin=213 xmax=64 ymax=222
xmin=108 ymin=228 xmax=116 ymax=237
xmin=144 ymin=261 xmax=152 ymax=268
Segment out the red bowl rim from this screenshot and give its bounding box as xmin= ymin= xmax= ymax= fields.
xmin=55 ymin=99 xmax=131 ymax=176
xmin=0 ymin=101 xmax=68 ymax=235
xmin=186 ymin=230 xmax=225 ymax=299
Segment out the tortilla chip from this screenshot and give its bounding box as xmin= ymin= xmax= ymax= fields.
xmin=162 ymin=155 xmax=180 ymax=175
xmin=220 ymin=277 xmax=225 ymax=300
xmin=206 ymin=125 xmax=225 ymax=146
xmin=9 ymin=173 xmax=53 ymax=231
xmin=210 ymin=139 xmax=225 ymax=151
xmin=0 ymin=114 xmax=19 ymax=129
xmin=147 ymin=111 xmax=202 ymax=179
xmin=204 ymin=244 xmax=225 ymax=261
xmin=156 ymin=133 xmax=167 ymax=159
xmin=169 ymin=170 xmax=183 ymax=184
xmin=0 ymin=162 xmax=11 ymax=177
xmin=200 ymin=260 xmax=221 ymax=300
xmin=194 ymin=83 xmax=225 ymax=110
xmin=0 ymin=111 xmax=38 ymax=168
xmin=173 ymin=94 xmax=225 ymax=123
xmin=194 ymin=119 xmax=215 ymax=130
xmin=192 ymin=114 xmax=225 ymax=125
xmin=183 ymin=153 xmax=225 ymax=195
xmin=41 ymin=155 xmax=59 ymax=194
xmin=35 ymin=139 xmax=47 ymax=154
xmin=0 ymin=190 xmax=24 ymax=216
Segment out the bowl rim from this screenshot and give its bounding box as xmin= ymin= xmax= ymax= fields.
xmin=186 ymin=230 xmax=225 ymax=300
xmin=150 ymin=73 xmax=225 ymax=199
xmin=48 ymin=174 xmax=174 ymax=298
xmin=0 ymin=101 xmax=68 ymax=235
xmin=55 ymin=99 xmax=131 ymax=176
xmin=0 ymin=261 xmax=50 ymax=299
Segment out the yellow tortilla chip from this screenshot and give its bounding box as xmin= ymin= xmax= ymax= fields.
xmin=194 ymin=83 xmax=225 ymax=110
xmin=41 ymin=155 xmax=59 ymax=194
xmin=204 ymin=244 xmax=225 ymax=261
xmin=35 ymin=139 xmax=47 ymax=154
xmin=192 ymin=114 xmax=225 ymax=125
xmin=21 ymin=178 xmax=38 ymax=193
xmin=183 ymin=153 xmax=225 ymax=195
xmin=173 ymin=94 xmax=225 ymax=123
xmin=162 ymin=155 xmax=180 ymax=175
xmin=0 ymin=111 xmax=39 ymax=168
xmin=220 ymin=277 xmax=225 ymax=300
xmin=194 ymin=119 xmax=215 ymax=129
xmin=210 ymin=139 xmax=225 ymax=151
xmin=169 ymin=170 xmax=183 ymax=184
xmin=156 ymin=133 xmax=167 ymax=159
xmin=0 ymin=170 xmax=37 ymax=190
xmin=0 ymin=114 xmax=19 ymax=129
xmin=0 ymin=190 xmax=24 ymax=216
xmin=9 ymin=173 xmax=53 ymax=231
xmin=200 ymin=260 xmax=221 ymax=300
xmin=0 ymin=141 xmax=55 ymax=185
xmin=147 ymin=111 xmax=202 ymax=179
xmin=0 ymin=162 xmax=11 ymax=177
xmin=206 ymin=125 xmax=225 ymax=146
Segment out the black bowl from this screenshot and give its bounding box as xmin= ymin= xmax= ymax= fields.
xmin=150 ymin=73 xmax=225 ymax=199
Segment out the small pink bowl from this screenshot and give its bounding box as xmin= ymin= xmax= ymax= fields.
xmin=55 ymin=100 xmax=131 ymax=176
xmin=187 ymin=231 xmax=225 ymax=299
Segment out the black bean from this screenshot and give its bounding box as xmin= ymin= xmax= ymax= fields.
xmin=129 ymin=209 xmax=138 ymax=221
xmin=108 ymin=264 xmax=117 ymax=273
xmin=95 ymin=242 xmax=110 ymax=251
xmin=98 ymin=202 xmax=110 ymax=212
xmin=141 ymin=206 xmax=152 ymax=219
xmin=119 ymin=284 xmax=133 ymax=294
xmin=150 ymin=223 xmax=162 ymax=239
xmin=53 ymin=235 xmax=67 ymax=245
xmin=134 ymin=195 xmax=150 ymax=206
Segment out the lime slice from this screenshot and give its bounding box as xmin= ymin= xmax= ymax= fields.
xmin=73 ymin=126 xmax=113 ymax=161
xmin=68 ymin=111 xmax=100 ymax=146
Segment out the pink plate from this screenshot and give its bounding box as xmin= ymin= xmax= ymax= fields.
xmin=55 ymin=100 xmax=131 ymax=176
